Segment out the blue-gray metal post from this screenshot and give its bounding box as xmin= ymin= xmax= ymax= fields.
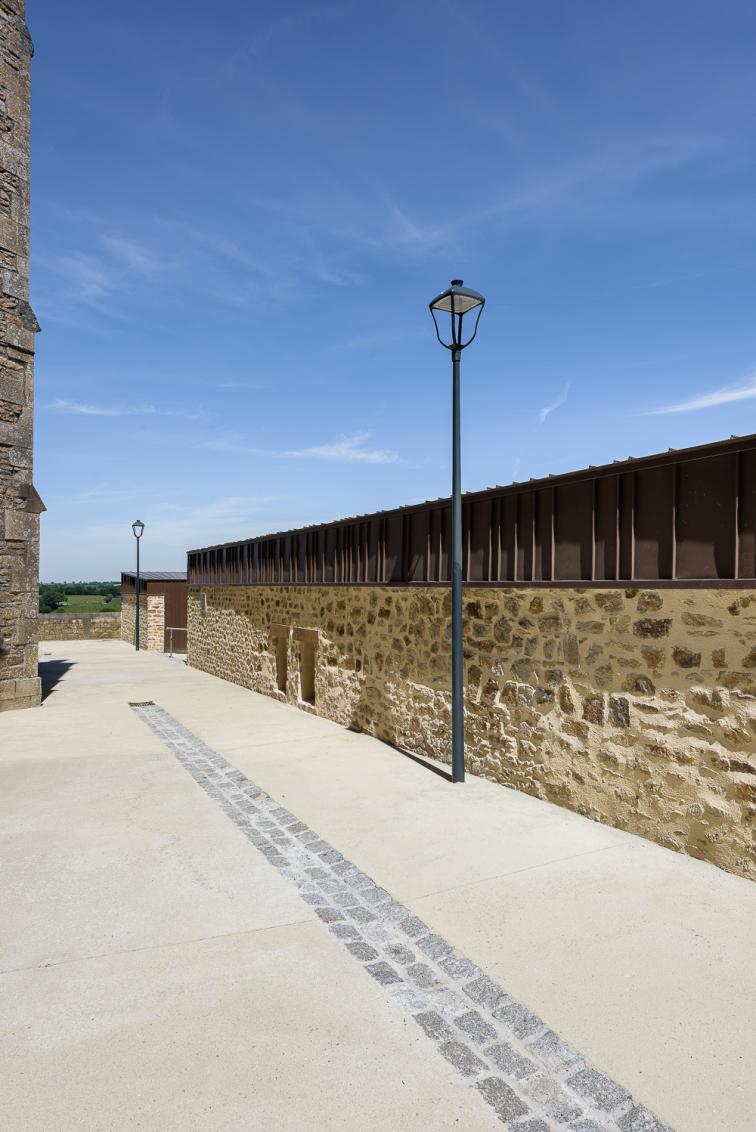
xmin=451 ymin=345 xmax=464 ymax=783
xmin=135 ymin=534 xmax=141 ymax=651
xmin=132 ymin=519 xmax=145 ymax=651
xmin=429 ymin=280 xmax=485 ymax=785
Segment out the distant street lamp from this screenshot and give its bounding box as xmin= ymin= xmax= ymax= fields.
xmin=132 ymin=519 xmax=145 ymax=651
xmin=429 ymin=280 xmax=485 ymax=784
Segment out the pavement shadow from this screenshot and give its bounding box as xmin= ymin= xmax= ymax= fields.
xmin=386 ymin=741 xmax=453 ymax=782
xmin=347 ymin=672 xmax=454 ymax=783
xmin=39 ymin=659 xmax=75 ymax=702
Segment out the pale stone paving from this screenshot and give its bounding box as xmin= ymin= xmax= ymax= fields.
xmin=132 ymin=702 xmax=674 ymax=1132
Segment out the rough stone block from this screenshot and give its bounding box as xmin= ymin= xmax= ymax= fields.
xmin=0 ymin=372 xmax=23 ymax=403
xmin=346 ymin=940 xmax=378 ymax=962
xmin=453 ymin=1009 xmax=497 ymax=1044
xmin=582 ymin=694 xmax=605 ymax=725
xmin=314 ymin=906 xmax=344 ymax=924
xmin=521 ymin=1072 xmax=583 ymax=1122
xmin=633 ymin=618 xmax=672 ymax=639
xmin=609 ymin=696 xmax=630 ymax=727
xmin=492 ymin=997 xmax=544 ymax=1039
xmin=414 ymin=1011 xmax=455 ymax=1043
xmin=7 ymin=444 xmax=31 ymax=468
xmin=364 ymin=960 xmax=401 ymax=985
xmin=485 ymin=1040 xmax=538 ymax=1079
xmin=464 ymin=974 xmax=505 ymax=1011
xmin=3 ymin=507 xmax=34 ymax=540
xmin=618 ymin=1104 xmax=674 ymax=1131
xmin=406 ymin=962 xmax=439 ymax=989
xmin=415 ymin=932 xmax=453 ymax=960
xmin=438 ymin=1040 xmax=487 ymax=1077
xmin=399 ymin=914 xmax=427 ymax=938
xmin=12 ymin=674 xmax=38 ymax=697
xmin=440 ymin=956 xmax=482 ymax=982
xmin=385 ymin=942 xmax=415 ymax=965
xmin=567 ymin=1066 xmax=632 ymax=1112
xmin=475 ymin=1076 xmax=529 ymax=1121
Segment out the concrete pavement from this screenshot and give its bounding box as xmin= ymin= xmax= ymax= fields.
xmin=1 ymin=640 xmax=754 ymax=1130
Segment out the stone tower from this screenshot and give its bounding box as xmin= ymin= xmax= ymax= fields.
xmin=0 ymin=0 xmax=43 ymax=712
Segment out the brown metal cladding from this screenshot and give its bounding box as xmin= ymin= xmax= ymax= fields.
xmin=187 ymin=434 xmax=756 ymax=587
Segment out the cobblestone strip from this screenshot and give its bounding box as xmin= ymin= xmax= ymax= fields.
xmin=132 ymin=703 xmax=673 ymax=1132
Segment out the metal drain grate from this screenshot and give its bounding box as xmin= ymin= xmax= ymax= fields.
xmin=128 ymin=701 xmax=156 ymax=708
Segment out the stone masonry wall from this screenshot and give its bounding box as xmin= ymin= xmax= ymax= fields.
xmin=121 ymin=593 xmax=164 ymax=651
xmin=188 ymin=584 xmax=756 ymax=880
xmin=39 ymin=612 xmax=121 ymax=641
xmin=0 ymin=1 xmax=41 ymax=712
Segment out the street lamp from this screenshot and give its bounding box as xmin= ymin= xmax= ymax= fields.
xmin=429 ymin=280 xmax=485 ymax=784
xmin=132 ymin=519 xmax=145 ymax=651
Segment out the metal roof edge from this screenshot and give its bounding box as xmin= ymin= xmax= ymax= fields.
xmin=187 ymin=432 xmax=756 ymax=555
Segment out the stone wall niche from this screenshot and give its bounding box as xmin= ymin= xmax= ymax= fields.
xmin=269 ymin=623 xmax=290 ymax=700
xmin=293 ymin=626 xmax=319 ymax=708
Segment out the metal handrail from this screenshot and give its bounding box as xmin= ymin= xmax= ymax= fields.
xmin=166 ymin=626 xmax=187 ymax=657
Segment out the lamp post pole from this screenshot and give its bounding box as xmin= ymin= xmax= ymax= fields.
xmin=450 ymin=345 xmax=464 ymax=783
xmin=429 ymin=280 xmax=485 ymax=785
xmin=132 ymin=520 xmax=145 ymax=651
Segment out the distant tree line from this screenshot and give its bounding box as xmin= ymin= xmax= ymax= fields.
xmin=39 ymin=582 xmax=121 ymax=614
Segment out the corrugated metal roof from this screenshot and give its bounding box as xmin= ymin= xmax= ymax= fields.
xmin=121 ymin=571 xmax=186 ymax=581
xmin=188 ymin=432 xmax=756 ymax=555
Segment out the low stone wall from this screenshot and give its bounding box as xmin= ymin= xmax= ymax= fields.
xmin=187 ymin=584 xmax=756 ymax=880
xmin=39 ymin=612 xmax=121 ymax=641
xmin=121 ymin=593 xmax=164 ymax=650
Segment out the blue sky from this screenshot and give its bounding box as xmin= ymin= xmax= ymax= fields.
xmin=32 ymin=0 xmax=756 ymax=580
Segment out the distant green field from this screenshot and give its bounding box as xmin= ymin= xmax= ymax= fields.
xmin=56 ymin=595 xmax=122 ymax=614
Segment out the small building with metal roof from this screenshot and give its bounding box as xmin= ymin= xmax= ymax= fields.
xmin=120 ymin=571 xmax=188 ymax=653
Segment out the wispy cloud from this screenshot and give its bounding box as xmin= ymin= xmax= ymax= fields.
xmin=65 ymin=485 xmax=177 ymax=507
xmin=142 ymin=495 xmax=283 ymax=545
xmin=645 ymin=371 xmax=756 ymax=414
xmin=380 ymin=197 xmax=452 ymax=255
xmin=37 ymin=230 xmax=163 ymax=306
xmin=200 ymin=430 xmax=399 ymax=465
xmin=282 ymin=431 xmax=399 ymax=464
xmin=42 ymin=494 xmax=286 ymax=578
xmin=100 ymin=233 xmax=161 ymax=273
xmin=537 ymin=381 xmax=571 ymax=423
xmin=52 ymin=252 xmax=115 ymax=301
xmin=47 ymin=399 xmax=203 ymax=420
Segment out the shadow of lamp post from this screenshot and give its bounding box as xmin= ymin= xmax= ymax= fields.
xmin=429 ymin=280 xmax=485 ymax=784
xmin=131 ymin=519 xmax=145 ymax=650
